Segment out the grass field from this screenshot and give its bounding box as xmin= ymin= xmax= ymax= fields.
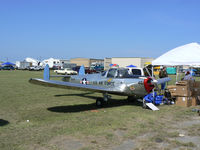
xmin=0 ymin=70 xmax=200 ymax=150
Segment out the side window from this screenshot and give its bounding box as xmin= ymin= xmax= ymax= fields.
xmin=132 ymin=69 xmax=142 ymax=75
xmin=107 ymin=69 xmax=117 ymax=78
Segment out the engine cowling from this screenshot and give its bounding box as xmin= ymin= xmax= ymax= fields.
xmin=144 ymin=77 xmax=154 ymax=93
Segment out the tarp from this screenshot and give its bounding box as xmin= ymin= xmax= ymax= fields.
xmin=152 ymin=43 xmax=200 ymax=66
xmin=2 ymin=62 xmax=15 ymax=66
xmin=126 ymin=64 xmax=136 ymax=67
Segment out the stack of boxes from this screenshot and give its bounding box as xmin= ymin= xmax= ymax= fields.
xmin=168 ymin=81 xmax=200 ymax=107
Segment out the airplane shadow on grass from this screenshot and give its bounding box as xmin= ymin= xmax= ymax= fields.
xmin=0 ymin=119 xmax=9 ymax=126
xmin=48 ymin=92 xmax=143 ymax=113
xmin=54 ymin=92 xmax=98 ymax=100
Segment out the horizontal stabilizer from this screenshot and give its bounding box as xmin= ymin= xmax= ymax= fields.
xmin=152 ymin=77 xmax=171 ymax=85
xmin=50 ymin=75 xmax=71 ymax=78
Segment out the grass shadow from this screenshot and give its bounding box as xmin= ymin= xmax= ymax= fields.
xmin=47 ymin=99 xmax=143 ymax=113
xmin=54 ymin=92 xmax=97 ymax=100
xmin=0 ymin=119 xmax=9 ymax=126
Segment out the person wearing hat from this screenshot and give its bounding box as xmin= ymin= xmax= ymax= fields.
xmin=159 ymin=66 xmax=168 ymax=94
xmin=183 ymin=71 xmax=194 ymax=81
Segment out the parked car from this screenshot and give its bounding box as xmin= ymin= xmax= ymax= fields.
xmin=1 ymin=66 xmax=15 ymax=70
xmin=29 ymin=66 xmax=43 ymax=71
xmin=54 ymin=68 xmax=78 ymax=75
xmin=72 ymin=66 xmax=99 ymax=74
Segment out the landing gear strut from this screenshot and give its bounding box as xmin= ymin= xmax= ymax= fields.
xmin=142 ymin=98 xmax=147 ymax=109
xmin=96 ymin=93 xmax=110 ymax=107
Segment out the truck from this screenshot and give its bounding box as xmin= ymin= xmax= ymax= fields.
xmin=128 ymin=67 xmax=154 ymax=77
xmin=127 ymin=67 xmax=145 ymax=76
xmin=54 ymin=68 xmax=78 ymax=75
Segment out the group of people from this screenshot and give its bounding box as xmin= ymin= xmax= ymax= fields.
xmin=159 ymin=66 xmax=194 ymax=92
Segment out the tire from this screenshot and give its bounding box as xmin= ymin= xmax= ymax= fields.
xmin=96 ymin=98 xmax=104 ymax=107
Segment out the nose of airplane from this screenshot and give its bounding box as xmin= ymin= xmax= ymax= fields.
xmin=144 ymin=77 xmax=154 ymax=93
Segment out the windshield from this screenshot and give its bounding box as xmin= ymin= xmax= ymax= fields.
xmin=101 ymin=71 xmax=107 ymax=76
xmin=107 ymin=68 xmax=117 ymax=78
xmin=116 ymin=69 xmax=131 ymax=78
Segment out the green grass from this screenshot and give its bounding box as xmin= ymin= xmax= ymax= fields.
xmin=0 ymin=70 xmax=198 ymax=150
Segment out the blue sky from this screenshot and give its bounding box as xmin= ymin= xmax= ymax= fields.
xmin=0 ymin=0 xmax=200 ymax=62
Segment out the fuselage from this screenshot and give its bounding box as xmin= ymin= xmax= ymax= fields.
xmin=63 ymin=68 xmax=152 ymax=98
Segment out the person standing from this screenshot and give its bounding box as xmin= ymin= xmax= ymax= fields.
xmin=183 ymin=71 xmax=194 ymax=81
xmin=159 ymin=66 xmax=168 ymax=94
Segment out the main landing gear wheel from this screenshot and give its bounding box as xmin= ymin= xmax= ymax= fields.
xmin=96 ymin=98 xmax=104 ymax=107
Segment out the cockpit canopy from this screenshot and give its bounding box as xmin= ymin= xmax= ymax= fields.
xmin=102 ymin=68 xmax=134 ymax=78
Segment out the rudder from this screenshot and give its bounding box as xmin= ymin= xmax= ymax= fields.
xmin=44 ymin=64 xmax=50 ymax=80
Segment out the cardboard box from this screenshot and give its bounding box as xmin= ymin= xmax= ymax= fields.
xmin=169 ymin=86 xmax=191 ymax=97
xmin=194 ymin=81 xmax=200 ymax=88
xmin=176 ymin=97 xmax=192 ymax=107
xmin=176 ymin=80 xmax=194 ymax=87
xmin=168 ymin=85 xmax=177 ymax=89
xmin=192 ymin=88 xmax=200 ymax=96
xmin=191 ymin=97 xmax=198 ymax=106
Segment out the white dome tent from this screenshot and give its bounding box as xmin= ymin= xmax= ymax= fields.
xmin=152 ymin=42 xmax=200 ymax=82
xmin=152 ymin=43 xmax=200 ymax=66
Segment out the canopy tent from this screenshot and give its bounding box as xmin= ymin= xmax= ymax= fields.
xmin=109 ymin=64 xmax=119 ymax=67
xmin=2 ymin=62 xmax=15 ymax=66
xmin=152 ymin=43 xmax=200 ymax=66
xmin=126 ymin=64 xmax=137 ymax=67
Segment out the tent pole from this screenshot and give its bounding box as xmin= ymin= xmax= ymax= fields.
xmin=176 ymin=66 xmax=178 ymax=83
xmin=152 ymin=65 xmax=155 ymax=99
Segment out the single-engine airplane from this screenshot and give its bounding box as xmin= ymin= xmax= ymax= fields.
xmin=29 ymin=65 xmax=171 ymax=107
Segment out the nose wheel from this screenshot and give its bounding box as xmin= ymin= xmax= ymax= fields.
xmin=143 ymin=98 xmax=147 ymax=109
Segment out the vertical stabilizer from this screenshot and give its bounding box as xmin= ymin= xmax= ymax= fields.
xmin=79 ymin=65 xmax=85 ymax=75
xmin=44 ymin=64 xmax=50 ymax=80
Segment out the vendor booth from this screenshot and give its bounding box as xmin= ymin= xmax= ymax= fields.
xmin=152 ymin=42 xmax=200 ymax=107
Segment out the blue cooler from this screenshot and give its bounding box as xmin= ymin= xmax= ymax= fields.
xmin=144 ymin=92 xmax=163 ymax=105
xmin=155 ymin=95 xmax=163 ymax=105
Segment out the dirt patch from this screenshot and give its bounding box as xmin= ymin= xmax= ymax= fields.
xmin=48 ymin=136 xmax=85 ymax=150
xmin=23 ymin=144 xmax=49 ymax=150
xmin=111 ymin=139 xmax=135 ymax=150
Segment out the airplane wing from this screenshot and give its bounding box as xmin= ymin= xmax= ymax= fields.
xmin=29 ymin=78 xmax=125 ymax=95
xmin=30 ymin=64 xmax=123 ymax=95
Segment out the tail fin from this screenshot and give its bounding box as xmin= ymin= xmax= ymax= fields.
xmin=79 ymin=65 xmax=85 ymax=75
xmin=44 ymin=64 xmax=50 ymax=80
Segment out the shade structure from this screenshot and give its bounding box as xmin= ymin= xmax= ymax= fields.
xmin=126 ymin=64 xmax=137 ymax=67
xmin=152 ymin=43 xmax=200 ymax=66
